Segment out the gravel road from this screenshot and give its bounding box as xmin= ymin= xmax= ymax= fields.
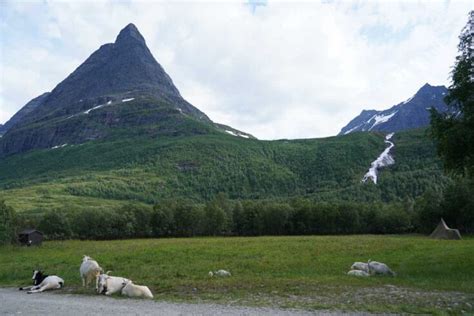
xmin=0 ymin=288 xmax=366 ymax=316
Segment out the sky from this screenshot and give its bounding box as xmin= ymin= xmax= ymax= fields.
xmin=0 ymin=0 xmax=472 ymax=139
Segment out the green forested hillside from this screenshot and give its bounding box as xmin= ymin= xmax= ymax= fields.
xmin=0 ymin=128 xmax=450 ymax=214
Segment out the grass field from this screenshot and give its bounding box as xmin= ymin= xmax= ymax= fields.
xmin=1 ymin=235 xmax=473 ymax=314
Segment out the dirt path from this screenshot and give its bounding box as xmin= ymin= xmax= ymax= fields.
xmin=0 ymin=288 xmax=363 ymax=316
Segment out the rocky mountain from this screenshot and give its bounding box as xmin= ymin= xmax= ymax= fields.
xmin=339 ymin=84 xmax=449 ymax=135
xmin=0 ymin=92 xmax=50 ymax=137
xmin=0 ymin=24 xmax=251 ymax=157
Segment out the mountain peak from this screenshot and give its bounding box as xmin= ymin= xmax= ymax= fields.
xmin=415 ymin=82 xmax=447 ymax=98
xmin=422 ymin=82 xmax=432 ymax=88
xmin=115 ymin=23 xmax=146 ymax=46
xmin=338 ymin=83 xmax=449 ymax=135
xmin=0 ymin=22 xmax=219 ymax=156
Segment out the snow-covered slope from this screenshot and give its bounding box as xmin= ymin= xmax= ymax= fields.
xmin=339 ymin=83 xmax=448 ymax=135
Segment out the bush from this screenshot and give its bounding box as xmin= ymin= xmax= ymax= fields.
xmin=151 ymin=202 xmax=175 ymax=237
xmin=38 ymin=211 xmax=72 ymax=240
xmin=0 ymin=200 xmax=16 ymax=245
xmin=440 ymin=178 xmax=474 ymax=233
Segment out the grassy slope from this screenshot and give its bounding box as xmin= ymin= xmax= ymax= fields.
xmin=0 ymin=128 xmax=450 ymax=213
xmin=0 ymin=236 xmax=473 ymax=314
xmin=0 ymin=132 xmax=384 ymax=212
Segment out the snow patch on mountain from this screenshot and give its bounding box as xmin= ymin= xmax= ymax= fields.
xmin=51 ymin=144 xmax=68 ymax=149
xmin=368 ymin=111 xmax=398 ymax=131
xmin=362 ymin=133 xmax=395 ymax=184
xmin=84 ymin=103 xmax=106 ymax=114
xmin=64 ymin=100 xmax=114 ymax=118
xmin=122 ymin=98 xmax=135 ymax=102
xmin=226 ymin=130 xmax=250 ymax=138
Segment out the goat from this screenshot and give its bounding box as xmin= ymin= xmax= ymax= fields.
xmin=208 ymin=269 xmax=232 ymax=277
xmin=121 ymin=279 xmax=153 ymax=299
xmin=80 ymin=255 xmax=102 ymax=288
xmin=97 ymin=271 xmax=129 ymax=295
xmin=367 ymin=259 xmax=396 ymax=276
xmin=19 ymin=270 xmax=64 ymax=294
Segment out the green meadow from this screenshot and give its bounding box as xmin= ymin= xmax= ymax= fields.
xmin=1 ymin=235 xmax=473 ymax=314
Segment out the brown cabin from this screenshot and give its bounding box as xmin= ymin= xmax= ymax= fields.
xmin=18 ymin=229 xmax=44 ymax=246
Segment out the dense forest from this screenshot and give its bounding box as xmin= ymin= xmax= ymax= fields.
xmin=1 ymin=179 xmax=472 ymax=244
xmin=0 ymin=128 xmax=452 ymax=213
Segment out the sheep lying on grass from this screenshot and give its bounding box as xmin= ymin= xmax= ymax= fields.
xmin=350 ymin=262 xmax=369 ymax=273
xmin=368 ymin=259 xmax=396 ymax=276
xmin=347 ymin=269 xmax=370 ymax=277
xmin=347 ymin=260 xmax=395 ymax=277
xmin=208 ymin=269 xmax=231 ymax=277
xmin=121 ymin=279 xmax=153 ymax=299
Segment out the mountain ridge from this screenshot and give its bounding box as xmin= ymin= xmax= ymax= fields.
xmin=339 ymin=83 xmax=449 ymax=135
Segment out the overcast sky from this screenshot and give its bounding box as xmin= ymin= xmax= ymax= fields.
xmin=0 ymin=0 xmax=472 ymax=139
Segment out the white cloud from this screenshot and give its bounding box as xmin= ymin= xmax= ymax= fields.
xmin=0 ymin=0 xmax=472 ymax=139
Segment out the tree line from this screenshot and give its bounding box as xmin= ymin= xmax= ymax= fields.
xmin=1 ymin=185 xmax=472 ymax=243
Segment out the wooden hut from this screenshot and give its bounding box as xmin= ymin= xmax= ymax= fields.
xmin=18 ymin=229 xmax=44 ymax=246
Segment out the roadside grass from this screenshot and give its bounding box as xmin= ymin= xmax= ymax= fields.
xmin=1 ymin=235 xmax=473 ymax=314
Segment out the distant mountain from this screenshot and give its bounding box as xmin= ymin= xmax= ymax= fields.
xmin=339 ymin=84 xmax=449 ymax=135
xmin=0 ymin=24 xmax=252 ymax=156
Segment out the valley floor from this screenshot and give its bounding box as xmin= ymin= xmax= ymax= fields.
xmin=0 ymin=235 xmax=473 ymax=314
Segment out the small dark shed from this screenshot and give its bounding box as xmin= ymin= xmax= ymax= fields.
xmin=18 ymin=229 xmax=44 ymax=246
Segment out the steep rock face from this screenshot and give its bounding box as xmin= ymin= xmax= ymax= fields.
xmin=339 ymin=84 xmax=449 ymax=135
xmin=0 ymin=92 xmax=50 ymax=136
xmin=0 ymin=24 xmax=237 ymax=157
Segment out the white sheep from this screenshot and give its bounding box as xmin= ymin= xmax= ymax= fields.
xmin=80 ymin=255 xmax=102 ymax=288
xmin=121 ymin=279 xmax=153 ymax=299
xmin=96 ymin=271 xmax=129 ymax=295
xmin=350 ymin=262 xmax=369 ymax=273
xmin=367 ymin=259 xmax=396 ymax=276
xmin=208 ymin=269 xmax=232 ymax=277
xmin=347 ymin=269 xmax=370 ymax=277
